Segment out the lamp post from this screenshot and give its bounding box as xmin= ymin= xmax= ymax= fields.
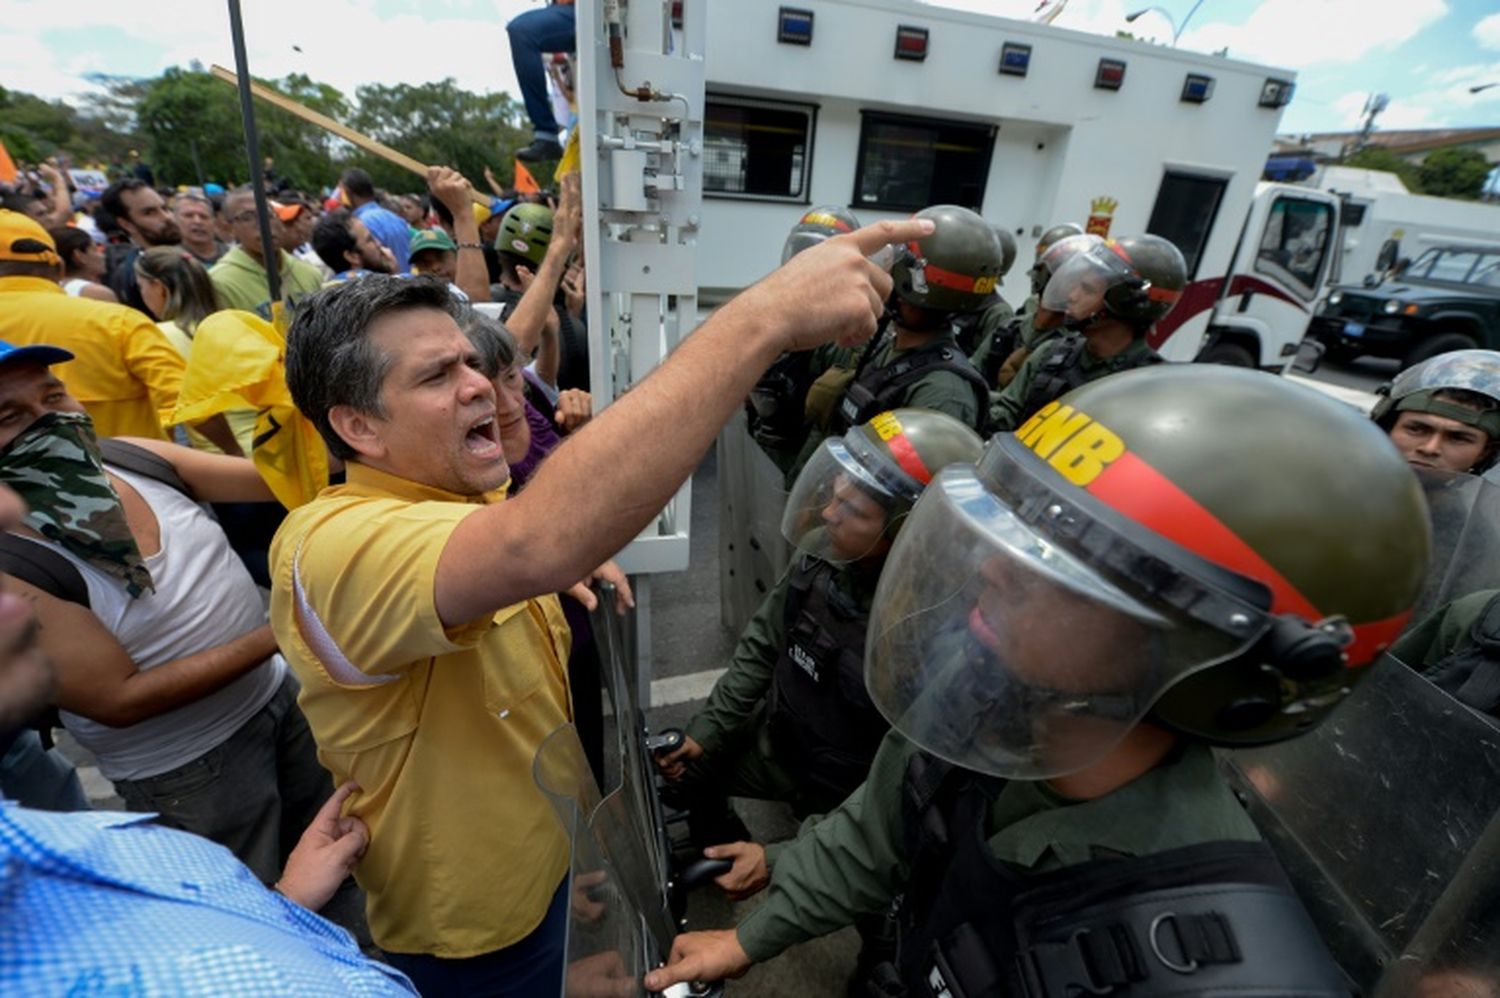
xmin=1125 ymin=0 xmax=1208 ymax=47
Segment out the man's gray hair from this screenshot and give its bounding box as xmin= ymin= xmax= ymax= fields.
xmin=285 ymin=275 xmax=461 ymax=461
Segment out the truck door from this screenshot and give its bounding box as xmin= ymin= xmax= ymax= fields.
xmin=1212 ymin=190 xmax=1338 ymax=369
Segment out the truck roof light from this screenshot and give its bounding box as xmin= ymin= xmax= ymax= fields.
xmin=1182 ymin=73 xmax=1214 ymax=104
xmin=894 ymin=25 xmax=929 ymax=61
xmin=1095 ymin=58 xmax=1127 ymax=90
xmin=999 ymin=41 xmax=1031 ymax=77
xmin=777 ymin=7 xmax=813 ymax=46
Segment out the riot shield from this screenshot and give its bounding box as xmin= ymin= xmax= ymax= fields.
xmin=718 ymin=409 xmax=794 ymax=635
xmin=1223 ymin=656 xmax=1500 ymax=994
xmin=1414 ymin=468 xmax=1500 ymax=620
xmin=535 ymin=584 xmax=726 ymax=997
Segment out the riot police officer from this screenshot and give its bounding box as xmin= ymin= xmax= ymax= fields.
xmin=645 ymin=365 xmax=1429 ymax=996
xmin=1372 ymin=349 xmax=1500 ymax=475
xmin=747 ymin=206 xmax=865 ymax=468
xmin=990 ymin=234 xmax=1186 ymax=432
xmin=657 ymin=409 xmax=983 ymax=850
xmin=954 ymin=224 xmax=1018 ymax=359
xmin=975 ymin=222 xmax=1082 ymax=389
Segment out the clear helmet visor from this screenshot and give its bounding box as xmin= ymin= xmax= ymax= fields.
xmin=864 ymin=466 xmax=1260 ymax=780
xmin=781 ymin=437 xmax=912 ymax=564
xmin=782 ymin=230 xmax=831 ymax=265
xmin=1040 ymin=243 xmax=1133 ymax=321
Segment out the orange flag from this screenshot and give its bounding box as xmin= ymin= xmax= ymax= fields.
xmin=0 ymin=140 xmax=16 ymax=185
xmin=513 ymin=159 xmax=540 ymax=194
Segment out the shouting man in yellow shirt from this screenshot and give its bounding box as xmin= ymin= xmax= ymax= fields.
xmin=269 ymin=216 xmax=933 ymax=995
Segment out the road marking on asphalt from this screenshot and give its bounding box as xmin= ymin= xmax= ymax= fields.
xmin=650 ymin=668 xmax=726 ymax=707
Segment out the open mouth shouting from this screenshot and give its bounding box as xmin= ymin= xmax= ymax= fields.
xmin=464 ymin=412 xmax=503 ymax=462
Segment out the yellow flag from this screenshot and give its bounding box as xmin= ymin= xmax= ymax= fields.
xmin=556 ymin=128 xmax=582 ymax=179
xmin=170 ymin=310 xmax=329 ymax=509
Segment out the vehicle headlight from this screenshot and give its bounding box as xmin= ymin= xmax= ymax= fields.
xmin=1383 ymin=299 xmax=1402 ymax=314
xmin=1327 ymin=291 xmax=1343 ymax=307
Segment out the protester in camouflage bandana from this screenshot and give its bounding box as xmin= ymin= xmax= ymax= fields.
xmin=0 ymin=410 xmax=154 ymax=597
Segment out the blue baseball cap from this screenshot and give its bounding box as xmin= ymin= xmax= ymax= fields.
xmin=0 ymin=341 xmax=75 ymax=369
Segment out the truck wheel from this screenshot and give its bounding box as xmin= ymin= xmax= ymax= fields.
xmin=1401 ymin=333 xmax=1477 ymax=371
xmin=1199 ymin=341 xmax=1256 ymax=367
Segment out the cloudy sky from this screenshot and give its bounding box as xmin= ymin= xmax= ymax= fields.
xmin=3 ymin=0 xmax=1497 ymax=136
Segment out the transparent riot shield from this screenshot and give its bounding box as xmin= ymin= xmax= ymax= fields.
xmin=1414 ymin=468 xmax=1500 ymax=620
xmin=718 ymin=408 xmax=794 ymax=635
xmin=535 ymin=583 xmax=725 ymax=997
xmin=1223 ymin=655 xmax=1500 ymax=994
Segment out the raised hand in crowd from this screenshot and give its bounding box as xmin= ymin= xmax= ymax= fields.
xmin=34 ymin=161 xmax=73 ymax=229
xmin=554 ymin=388 xmax=592 ymax=433
xmin=505 ymin=173 xmax=580 ymax=360
xmin=482 ymin=164 xmax=508 ymax=200
xmin=425 ymin=164 xmax=491 ymax=302
xmin=562 ymin=258 xmax=586 ymax=323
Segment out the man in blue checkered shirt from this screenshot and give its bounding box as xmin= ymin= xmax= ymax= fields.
xmin=0 ymin=485 xmax=415 ymax=996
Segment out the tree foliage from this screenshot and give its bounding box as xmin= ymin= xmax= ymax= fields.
xmin=1416 ymin=147 xmax=1493 ymax=200
xmin=3 ymin=67 xmax=538 ymax=196
xmin=1342 ymin=146 xmax=1422 ymax=191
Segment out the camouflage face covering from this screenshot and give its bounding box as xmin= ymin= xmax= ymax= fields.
xmin=0 ymin=411 xmax=154 ymax=598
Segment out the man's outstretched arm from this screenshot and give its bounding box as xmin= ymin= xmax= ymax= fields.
xmin=436 ymin=218 xmax=933 ymax=626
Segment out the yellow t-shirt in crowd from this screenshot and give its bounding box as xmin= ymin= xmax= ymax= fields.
xmin=156 ymin=319 xmax=257 ymax=455
xmin=268 ymin=461 xmax=573 ymax=957
xmin=0 ymin=275 xmax=183 ymax=439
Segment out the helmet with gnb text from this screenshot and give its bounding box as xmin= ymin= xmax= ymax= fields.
xmin=891 ymin=205 xmax=1006 ymax=315
xmin=864 ymin=365 xmax=1428 ymax=780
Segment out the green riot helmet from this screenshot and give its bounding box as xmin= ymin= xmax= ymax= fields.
xmin=781 ymin=205 xmax=861 ymax=264
xmin=1041 ymin=234 xmax=1187 ymax=333
xmin=992 ymin=225 xmax=1017 ymax=278
xmin=1371 ymin=349 xmax=1500 ymax=472
xmin=496 ymin=202 xmax=554 ymax=267
xmin=891 ymin=205 xmax=1006 ymax=315
xmin=864 ymin=365 xmax=1428 ymax=780
xmin=782 ymin=408 xmax=984 ymax=564
xmin=1030 ymin=222 xmax=1085 ymax=295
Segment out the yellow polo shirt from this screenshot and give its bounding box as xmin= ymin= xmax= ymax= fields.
xmin=268 ymin=462 xmax=573 ymax=957
xmin=0 ymin=275 xmax=183 ymax=438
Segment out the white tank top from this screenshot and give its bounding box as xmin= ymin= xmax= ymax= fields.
xmin=61 ymin=278 xmax=90 ymax=297
xmin=54 ymin=466 xmax=285 ymax=780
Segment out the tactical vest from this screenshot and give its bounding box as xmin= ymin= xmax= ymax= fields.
xmin=951 ymin=295 xmax=1004 ymax=357
xmin=746 ymin=350 xmax=816 ymax=454
xmin=833 ymin=334 xmax=990 ymax=437
xmin=1014 ymin=333 xmax=1164 ymax=429
xmin=979 ymin=315 xmax=1027 ymax=387
xmin=765 ymin=556 xmax=888 ymax=806
xmin=1424 ymin=591 xmax=1500 ymax=718
xmin=876 ymin=753 xmax=1352 ymax=998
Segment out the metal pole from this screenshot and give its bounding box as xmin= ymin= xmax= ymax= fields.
xmin=226 ymin=0 xmax=280 ymax=301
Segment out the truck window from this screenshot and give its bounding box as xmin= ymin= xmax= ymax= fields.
xmin=704 ymin=96 xmax=816 ymax=201
xmin=1254 ymin=197 xmax=1333 ymax=299
xmin=1145 ymin=172 xmax=1226 ymax=279
xmin=852 ymin=111 xmax=995 ymax=211
xmin=1425 ymin=249 xmax=1482 ymax=284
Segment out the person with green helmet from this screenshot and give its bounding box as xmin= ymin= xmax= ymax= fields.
xmin=777 ymin=205 xmax=999 ymax=482
xmin=1372 ymin=349 xmax=1500 ymax=475
xmin=1376 ymin=350 xmax=1500 ymax=722
xmin=645 ymin=364 xmax=1430 ymax=996
xmin=955 ymin=224 xmax=1019 ymax=363
xmin=992 ymin=229 xmax=1097 ymax=390
xmin=657 ymin=409 xmax=984 ymax=861
xmin=488 ymin=180 xmax=591 ymax=395
xmin=747 ymin=207 xmax=866 ymax=464
xmin=990 ymin=233 xmax=1186 ymax=432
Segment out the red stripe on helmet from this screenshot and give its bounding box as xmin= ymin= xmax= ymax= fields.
xmin=1086 ymin=451 xmax=1404 ymax=667
xmin=885 ymin=429 xmax=934 ymax=485
xmin=905 ymin=241 xmax=985 ymax=291
xmin=1147 ymin=285 xmax=1182 ymax=303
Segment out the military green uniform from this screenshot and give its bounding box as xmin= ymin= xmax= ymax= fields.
xmin=791 ymin=329 xmax=985 ymax=485
xmin=679 ymin=559 xmax=882 ymax=819
xmin=1389 ymin=589 xmax=1500 ymax=720
xmin=989 ymin=334 xmax=1161 ymax=433
xmin=735 ymin=730 xmax=1261 ymax=962
xmin=965 ymin=297 xmax=1018 ymax=382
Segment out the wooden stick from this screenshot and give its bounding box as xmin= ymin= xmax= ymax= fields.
xmin=209 ymin=64 xmax=490 ymax=206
